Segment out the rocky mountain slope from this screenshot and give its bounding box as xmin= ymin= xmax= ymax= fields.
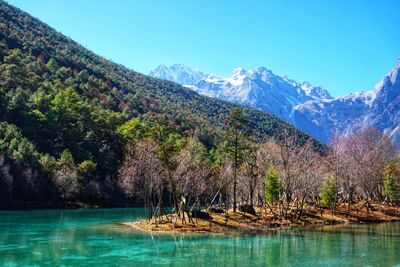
xmin=294 ymin=60 xmax=400 ymax=145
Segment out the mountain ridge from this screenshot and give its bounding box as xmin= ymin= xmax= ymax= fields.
xmin=150 ymin=63 xmax=400 ymax=146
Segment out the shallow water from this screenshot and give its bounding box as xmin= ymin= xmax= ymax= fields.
xmin=0 ymin=208 xmax=399 ymax=266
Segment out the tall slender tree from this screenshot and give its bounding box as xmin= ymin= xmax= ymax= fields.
xmin=224 ymin=108 xmax=249 ymax=212
xmin=383 ymin=158 xmax=400 ymax=203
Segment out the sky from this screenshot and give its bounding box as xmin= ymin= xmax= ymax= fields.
xmin=7 ymin=0 xmax=400 ymax=97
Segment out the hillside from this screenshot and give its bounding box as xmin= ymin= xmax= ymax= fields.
xmin=0 ymin=1 xmax=321 ymax=204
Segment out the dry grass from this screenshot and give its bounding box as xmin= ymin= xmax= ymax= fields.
xmin=121 ymin=202 xmax=400 ymax=235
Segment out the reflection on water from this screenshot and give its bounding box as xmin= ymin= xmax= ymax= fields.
xmin=0 ymin=208 xmax=399 ymax=266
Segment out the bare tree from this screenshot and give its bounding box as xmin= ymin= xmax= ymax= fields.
xmin=275 ymin=130 xmax=305 ymax=217
xmin=349 ymin=128 xmax=396 ymax=212
xmin=326 ymin=132 xmax=354 ymax=214
xmin=295 ymin=140 xmax=323 ymax=218
xmin=239 ymin=144 xmax=260 ymax=207
xmin=53 ymin=166 xmax=79 ymax=200
xmin=324 ymin=127 xmax=398 ymax=215
xmin=53 ymin=150 xmax=79 ymax=201
xmin=118 ymin=139 xmax=165 ymax=220
xmin=173 ymin=138 xmax=210 ymax=224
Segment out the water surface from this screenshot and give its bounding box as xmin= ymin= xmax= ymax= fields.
xmin=0 ymin=208 xmax=399 ymax=266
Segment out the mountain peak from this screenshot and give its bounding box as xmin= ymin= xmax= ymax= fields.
xmin=255 ymin=66 xmax=272 ymax=73
xmin=232 ymin=67 xmax=246 ymax=75
xmin=375 ymin=59 xmax=400 ymax=89
xmin=149 ymin=64 xmax=206 ymax=85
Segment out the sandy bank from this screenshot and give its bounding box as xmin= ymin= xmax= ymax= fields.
xmin=121 ymin=203 xmax=400 ymax=235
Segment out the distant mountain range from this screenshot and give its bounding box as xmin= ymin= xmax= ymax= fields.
xmin=149 ymin=61 xmax=400 ymax=146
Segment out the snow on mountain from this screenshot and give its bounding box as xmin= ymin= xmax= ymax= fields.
xmin=149 ymin=61 xmax=400 ymax=146
xmin=151 ymin=65 xmax=332 ymax=123
xmin=149 ymin=64 xmax=205 ymax=85
xmin=294 ymin=59 xmax=400 ymax=145
xmin=199 ymin=67 xmax=333 ymax=122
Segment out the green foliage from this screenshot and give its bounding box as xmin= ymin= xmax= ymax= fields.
xmin=47 ymin=88 xmax=123 ymax=171
xmin=383 ymin=159 xmax=400 ymax=202
xmin=78 ymin=160 xmax=97 ymax=174
xmin=39 ymin=153 xmax=57 ymax=172
xmin=157 ymin=133 xmax=185 ymax=170
xmin=208 ymin=146 xmax=223 ymax=175
xmin=60 ymin=149 xmax=74 ymax=165
xmin=224 ymin=108 xmax=251 ymax=210
xmin=227 ymin=108 xmax=248 ymax=131
xmin=223 ymin=108 xmax=250 ymax=166
xmin=186 ymin=137 xmax=208 ymax=162
xmin=264 ymin=165 xmax=281 ymax=204
xmin=320 ymin=176 xmax=337 ymax=208
xmin=117 ymin=117 xmax=147 ymax=141
xmin=0 ymin=122 xmax=39 ymax=165
xmin=0 ymin=122 xmax=46 ymax=199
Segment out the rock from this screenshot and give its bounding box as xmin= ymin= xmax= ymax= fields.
xmin=191 ymin=210 xmax=211 ymax=219
xmin=239 ymin=205 xmax=256 ymax=215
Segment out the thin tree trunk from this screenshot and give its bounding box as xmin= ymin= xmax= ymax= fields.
xmin=233 ymin=130 xmax=238 ymax=212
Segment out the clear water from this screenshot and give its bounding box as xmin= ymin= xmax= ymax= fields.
xmin=0 ymin=208 xmax=399 ymax=266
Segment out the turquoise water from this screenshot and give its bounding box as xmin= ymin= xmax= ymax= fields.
xmin=0 ymin=208 xmax=399 ymax=266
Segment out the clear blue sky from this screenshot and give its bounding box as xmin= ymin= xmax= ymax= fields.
xmin=7 ymin=0 xmax=400 ymax=97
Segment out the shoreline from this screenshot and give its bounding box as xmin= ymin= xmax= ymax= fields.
xmin=0 ymin=200 xmax=143 ymax=211
xmin=121 ymin=203 xmax=400 ymax=235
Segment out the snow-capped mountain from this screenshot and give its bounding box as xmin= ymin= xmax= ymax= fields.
xmin=150 ymin=61 xmax=400 ymax=146
xmin=150 ymin=64 xmax=332 ymax=123
xmin=293 ymin=90 xmax=377 ymax=142
xmin=190 ymin=67 xmax=332 ymax=124
xmin=149 ymin=64 xmax=205 ymax=85
xmin=296 ymin=59 xmax=400 ymax=146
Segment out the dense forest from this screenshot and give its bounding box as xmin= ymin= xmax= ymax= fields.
xmin=0 ymin=1 xmax=324 ymax=205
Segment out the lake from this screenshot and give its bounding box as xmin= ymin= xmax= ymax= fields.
xmin=0 ymin=208 xmax=399 ymax=266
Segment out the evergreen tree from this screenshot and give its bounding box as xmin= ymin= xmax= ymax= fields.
xmin=383 ymin=159 xmax=400 ymax=202
xmin=264 ymin=165 xmax=281 ymax=204
xmin=224 ymin=107 xmax=249 ymax=212
xmin=320 ymin=176 xmax=337 ymax=208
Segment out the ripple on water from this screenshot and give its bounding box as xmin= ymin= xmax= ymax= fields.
xmin=0 ymin=209 xmax=400 ymax=267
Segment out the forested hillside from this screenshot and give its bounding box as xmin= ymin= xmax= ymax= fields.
xmin=0 ymin=1 xmax=321 ymax=205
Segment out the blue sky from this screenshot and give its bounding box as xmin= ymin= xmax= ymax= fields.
xmin=7 ymin=0 xmax=400 ymax=97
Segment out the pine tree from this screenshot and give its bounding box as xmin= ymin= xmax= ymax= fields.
xmin=383 ymin=160 xmax=400 ymax=202
xmin=264 ymin=165 xmax=281 ymax=204
xmin=320 ymin=176 xmax=337 ymax=208
xmin=224 ymin=107 xmax=249 ymax=212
